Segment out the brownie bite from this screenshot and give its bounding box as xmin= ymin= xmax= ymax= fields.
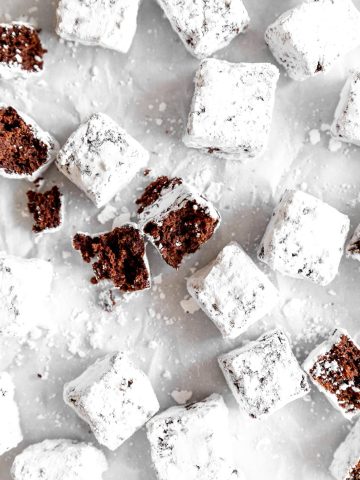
xmin=0 ymin=23 xmax=46 ymax=79
xmin=73 ymin=224 xmax=150 ymax=293
xmin=27 ymin=186 xmax=63 ymax=234
xmin=0 ymin=106 xmax=59 ymax=181
xmin=137 ymin=176 xmax=221 ymax=269
xmin=303 ymin=329 xmax=360 ymax=419
xmin=331 ymin=420 xmax=360 ymax=480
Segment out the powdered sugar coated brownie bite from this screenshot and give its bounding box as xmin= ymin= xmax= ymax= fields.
xmin=136 ymin=176 xmax=220 ymax=268
xmin=303 ymin=329 xmax=360 ymax=419
xmin=187 ymin=242 xmax=279 ymax=339
xmin=56 ymin=0 xmax=141 ymax=53
xmin=147 ymin=394 xmax=237 ymax=480
xmin=73 ymin=223 xmax=150 ymax=292
xmin=183 ymin=59 xmax=279 ymax=161
xmin=11 ymin=439 xmax=107 ymax=480
xmin=330 ymin=419 xmax=360 ymax=480
xmin=265 ymin=0 xmax=360 ymax=81
xmin=258 ymin=190 xmax=350 ymax=286
xmin=56 ymin=113 xmax=149 ymax=208
xmin=0 ymin=253 xmax=53 ymax=337
xmin=0 ymin=106 xmax=59 ymax=181
xmin=63 ymin=352 xmax=159 ymax=450
xmin=0 ymin=372 xmax=22 ymax=456
xmin=218 ymin=329 xmax=310 ymax=419
xmin=347 ymin=223 xmax=360 ymax=261
xmin=156 ymin=0 xmax=249 ymax=59
xmin=331 ymin=72 xmax=360 ymax=146
xmin=27 ymin=186 xmax=64 ymax=234
xmin=0 ymin=22 xmax=46 ymax=80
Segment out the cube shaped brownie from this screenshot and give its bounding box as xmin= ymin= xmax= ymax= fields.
xmin=0 ymin=253 xmax=53 ymax=337
xmin=56 ymin=113 xmax=149 ymax=208
xmin=156 ymin=0 xmax=250 ymax=59
xmin=63 ymin=352 xmax=159 ymax=450
xmin=0 ymin=106 xmax=59 ymax=181
xmin=56 ymin=0 xmax=141 ymax=53
xmin=330 ymin=420 xmax=360 ymax=480
xmin=303 ymin=329 xmax=360 ymax=419
xmin=265 ymin=0 xmax=360 ymax=81
xmin=11 ymin=439 xmax=107 ymax=480
xmin=73 ymin=223 xmax=151 ymax=292
xmin=331 ymin=72 xmax=360 ymax=146
xmin=218 ymin=329 xmax=310 ymax=418
xmin=0 ymin=23 xmax=46 ymax=79
xmin=0 ymin=372 xmax=22 ymax=456
xmin=187 ymin=242 xmax=278 ymax=339
xmin=147 ymin=394 xmax=236 ymax=480
xmin=347 ymin=223 xmax=360 ymax=262
xmin=258 ymin=190 xmax=350 ymax=286
xmin=183 ymin=59 xmax=279 ymax=161
xmin=136 ymin=176 xmax=221 ymax=268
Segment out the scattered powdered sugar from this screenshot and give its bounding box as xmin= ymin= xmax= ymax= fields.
xmin=170 ymin=389 xmax=193 ymax=404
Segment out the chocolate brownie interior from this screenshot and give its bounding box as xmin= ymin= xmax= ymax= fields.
xmin=0 ymin=107 xmax=48 ymax=175
xmin=73 ymin=226 xmax=150 ymax=292
xmin=0 ymin=24 xmax=46 ymax=72
xmin=309 ymin=334 xmax=360 ymax=415
xmin=27 ymin=186 xmax=62 ymax=233
xmin=136 ymin=176 xmax=182 ymax=214
xmin=349 ymin=461 xmax=360 ymax=480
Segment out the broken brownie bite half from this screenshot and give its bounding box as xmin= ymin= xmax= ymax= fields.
xmin=303 ymin=329 xmax=360 ymax=419
xmin=0 ymin=106 xmax=59 ymax=180
xmin=0 ymin=23 xmax=46 ymax=79
xmin=27 ymin=186 xmax=63 ymax=233
xmin=73 ymin=224 xmax=150 ymax=293
xmin=136 ymin=176 xmax=221 ymax=269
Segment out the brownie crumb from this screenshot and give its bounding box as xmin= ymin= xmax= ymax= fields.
xmin=0 ymin=107 xmax=48 ymax=176
xmin=309 ymin=334 xmax=360 ymax=416
xmin=73 ymin=226 xmax=150 ymax=292
xmin=0 ymin=24 xmax=46 ymax=73
xmin=27 ymin=186 xmax=63 ymax=233
xmin=136 ymin=176 xmax=182 ymax=213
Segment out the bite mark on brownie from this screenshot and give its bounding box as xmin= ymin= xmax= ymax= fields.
xmin=27 ymin=186 xmax=63 ymax=233
xmin=309 ymin=334 xmax=360 ymax=415
xmin=73 ymin=226 xmax=150 ymax=292
xmin=0 ymin=107 xmax=48 ymax=175
xmin=136 ymin=176 xmax=182 ymax=214
xmin=0 ymin=24 xmax=46 ymax=73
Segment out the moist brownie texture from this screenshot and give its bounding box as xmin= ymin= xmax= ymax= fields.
xmin=137 ymin=176 xmax=220 ymax=268
xmin=330 ymin=419 xmax=360 ymax=480
xmin=0 ymin=22 xmax=46 ymax=79
xmin=0 ymin=372 xmax=22 ymax=456
xmin=73 ymin=224 xmax=150 ymax=292
xmin=304 ymin=329 xmax=360 ymax=419
xmin=11 ymin=439 xmax=108 ymax=480
xmin=156 ymin=0 xmax=250 ymax=59
xmin=27 ymin=186 xmax=63 ymax=233
xmin=332 ymin=72 xmax=360 ymax=146
xmin=0 ymin=106 xmax=59 ymax=180
xmin=63 ymin=352 xmax=160 ymax=450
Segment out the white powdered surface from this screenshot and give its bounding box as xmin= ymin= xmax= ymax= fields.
xmin=2 ymin=0 xmax=360 ymax=479
xmin=330 ymin=419 xmax=360 ymax=480
xmin=0 ymin=372 xmax=22 ymax=456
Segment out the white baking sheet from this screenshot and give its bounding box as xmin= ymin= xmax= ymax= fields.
xmin=1 ymin=0 xmax=360 ymax=478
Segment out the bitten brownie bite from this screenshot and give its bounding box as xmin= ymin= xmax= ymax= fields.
xmin=56 ymin=0 xmax=141 ymax=53
xmin=303 ymin=329 xmax=360 ymax=419
xmin=0 ymin=253 xmax=53 ymax=337
xmin=265 ymin=0 xmax=360 ymax=81
xmin=63 ymin=352 xmax=160 ymax=450
xmin=330 ymin=419 xmax=360 ymax=480
xmin=258 ymin=190 xmax=350 ymax=286
xmin=156 ymin=0 xmax=249 ymax=59
xmin=0 ymin=22 xmax=46 ymax=79
xmin=187 ymin=242 xmax=278 ymax=339
xmin=147 ymin=394 xmax=236 ymax=480
xmin=136 ymin=176 xmax=220 ymax=268
xmin=331 ymin=72 xmax=360 ymax=146
xmin=218 ymin=329 xmax=310 ymax=419
xmin=0 ymin=372 xmax=22 ymax=457
xmin=56 ymin=113 xmax=149 ymax=208
xmin=11 ymin=439 xmax=107 ymax=480
xmin=0 ymin=106 xmax=59 ymax=181
xmin=183 ymin=59 xmax=279 ymax=161
xmin=73 ymin=223 xmax=150 ymax=292
xmin=27 ymin=186 xmax=63 ymax=233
